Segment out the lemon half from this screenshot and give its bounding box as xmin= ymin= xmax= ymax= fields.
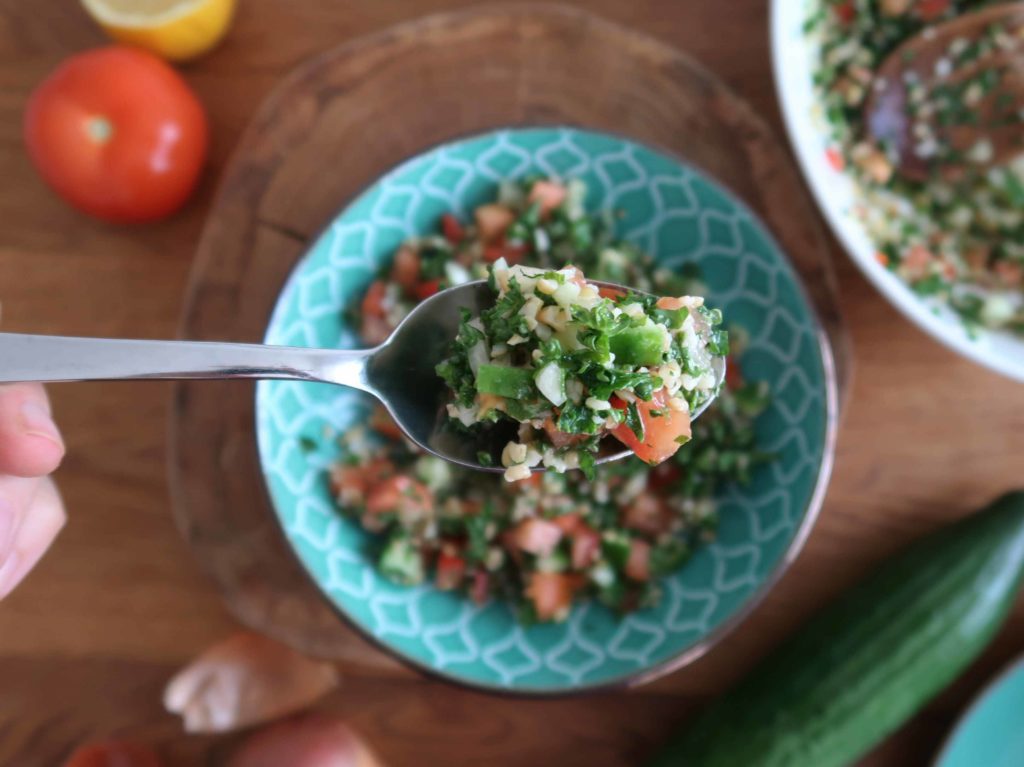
xmin=81 ymin=0 xmax=237 ymax=61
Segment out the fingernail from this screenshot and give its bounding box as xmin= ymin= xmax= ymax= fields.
xmin=20 ymin=401 xmax=63 ymax=449
xmin=0 ymin=549 xmax=21 ymax=600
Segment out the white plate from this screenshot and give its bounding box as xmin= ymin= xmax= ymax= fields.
xmin=770 ymin=0 xmax=1024 ymax=382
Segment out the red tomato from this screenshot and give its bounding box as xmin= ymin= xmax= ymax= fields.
xmin=365 ymin=476 xmax=432 ymax=518
xmin=824 ymin=147 xmax=845 ymax=172
xmin=541 ymin=417 xmax=590 ymax=449
xmin=526 ymin=572 xmax=583 ymax=621
xmin=625 ymin=540 xmax=651 ymax=582
xmin=916 ymin=0 xmax=950 ymax=20
xmin=598 ymin=285 xmax=626 ymax=300
xmin=528 ymin=180 xmax=567 ymax=215
xmin=474 ymin=203 xmax=515 ymax=242
xmin=570 ymin=525 xmax=601 ymax=570
xmin=551 ymin=513 xmax=583 ymax=535
xmin=832 ymin=0 xmax=856 ymax=23
xmin=368 ymin=406 xmax=404 ymax=441
xmin=483 ymin=238 xmax=527 ymax=265
xmin=611 ymin=389 xmax=692 ymax=465
xmin=63 ymin=741 xmax=162 ymax=767
xmin=329 ymin=457 xmax=395 ymax=500
xmin=24 ymin=46 xmax=208 ymax=223
xmin=391 ymin=246 xmax=421 ymax=292
xmin=470 ymin=570 xmax=491 ymax=604
xmin=511 ymin=518 xmax=563 ymax=556
xmin=227 ymin=715 xmax=374 ymax=767
xmin=441 ymin=213 xmax=465 ymax=244
xmin=361 ymin=280 xmax=387 ymax=318
xmin=435 ymin=550 xmax=466 ymax=590
xmin=622 ymin=492 xmax=670 ymax=535
xmin=414 ymin=279 xmax=441 ymax=300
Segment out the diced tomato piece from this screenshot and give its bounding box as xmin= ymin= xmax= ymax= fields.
xmin=832 ymin=0 xmax=856 ymax=23
xmin=655 ymin=296 xmax=686 ymax=310
xmin=329 ymin=457 xmax=395 ymax=502
xmin=512 ymin=518 xmax=563 ymax=556
xmin=369 ymin=406 xmax=404 ymax=441
xmin=902 ymin=245 xmax=933 ymax=280
xmin=361 ymin=280 xmax=387 ymax=318
xmin=361 ymin=315 xmax=393 ymax=346
xmin=611 ymin=389 xmax=692 ymax=466
xmin=724 ymin=354 xmax=743 ymax=390
xmin=414 ymin=279 xmax=441 ymax=300
xmin=648 ymin=461 xmax=682 ymax=492
xmin=366 ymin=476 xmax=433 ymax=519
xmin=513 ymin=473 xmax=543 ymax=492
xmin=625 ymin=539 xmax=651 ymax=582
xmin=483 ymin=239 xmax=527 ymax=265
xmin=996 ymin=261 xmax=1023 ymax=287
xmin=435 ymin=550 xmax=466 ymax=591
xmin=526 ymin=572 xmax=583 ymax=621
xmin=552 ymin=513 xmax=582 ymax=535
xmin=470 ymin=570 xmax=491 ymax=605
xmin=825 ymin=147 xmax=845 ymax=171
xmin=528 ymin=180 xmax=567 ymax=215
xmin=63 ymin=742 xmax=162 ymax=767
xmin=571 ymin=525 xmax=601 ymax=570
xmin=874 ymin=251 xmax=890 ymax=268
xmin=391 ymin=245 xmax=421 ymax=293
xmin=441 ymin=213 xmax=465 ymax=244
xmin=542 ymin=417 xmax=590 ymax=450
xmin=623 ymin=492 xmax=671 ymax=535
xmin=598 ymin=285 xmax=625 ymax=300
xmin=916 ymin=0 xmax=950 ymax=20
xmin=474 ymin=203 xmax=516 ymax=242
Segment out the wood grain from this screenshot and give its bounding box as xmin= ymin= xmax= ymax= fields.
xmin=0 ymin=1 xmax=1021 ymax=766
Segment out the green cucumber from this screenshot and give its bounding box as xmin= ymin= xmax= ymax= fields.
xmin=649 ymin=491 xmax=1024 ymax=767
xmin=609 ymin=325 xmax=664 ymax=366
xmin=475 ymin=364 xmax=535 ymax=399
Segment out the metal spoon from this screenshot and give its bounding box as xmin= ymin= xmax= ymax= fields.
xmin=0 ymin=280 xmax=724 ymax=473
xmin=865 ymin=3 xmax=1024 ymax=181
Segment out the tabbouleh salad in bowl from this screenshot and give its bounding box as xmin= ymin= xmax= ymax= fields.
xmin=807 ymin=0 xmax=1024 ymax=337
xmin=330 ymin=177 xmax=773 ymax=623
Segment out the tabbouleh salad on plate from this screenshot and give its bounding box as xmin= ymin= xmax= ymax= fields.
xmin=329 ymin=177 xmax=773 ymax=623
xmin=807 ymin=0 xmax=1024 ymax=336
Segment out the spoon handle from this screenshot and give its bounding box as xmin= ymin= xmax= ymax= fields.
xmin=0 ymin=332 xmax=375 ymax=390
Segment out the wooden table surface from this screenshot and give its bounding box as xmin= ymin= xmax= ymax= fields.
xmin=1 ymin=1 xmax=1022 ymax=765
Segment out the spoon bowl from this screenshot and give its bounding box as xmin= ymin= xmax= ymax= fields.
xmin=0 ymin=280 xmax=724 ymax=473
xmin=866 ymin=2 xmax=1024 ymax=181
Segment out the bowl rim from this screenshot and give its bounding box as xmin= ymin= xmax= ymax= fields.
xmin=931 ymin=652 xmax=1024 ymax=766
xmin=255 ymin=124 xmax=840 ymax=696
xmin=769 ymin=0 xmax=1024 ymax=384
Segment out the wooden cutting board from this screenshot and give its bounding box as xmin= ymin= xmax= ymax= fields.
xmin=170 ymin=4 xmax=849 ymax=666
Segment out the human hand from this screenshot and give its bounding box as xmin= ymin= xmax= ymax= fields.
xmin=0 ymin=383 xmax=66 ymax=600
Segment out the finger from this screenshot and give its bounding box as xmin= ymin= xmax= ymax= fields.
xmin=0 ymin=477 xmax=66 ymax=600
xmin=0 ymin=383 xmax=65 ymax=478
xmin=0 ymin=473 xmax=42 ymax=558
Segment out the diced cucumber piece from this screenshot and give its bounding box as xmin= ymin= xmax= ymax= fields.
xmin=601 ymin=530 xmax=632 ymax=569
xmin=535 ymin=548 xmax=570 ymax=573
xmin=535 ymin=362 xmax=567 ymax=406
xmin=379 ymin=534 xmax=424 ymax=586
xmin=414 ymin=455 xmax=452 ymax=491
xmin=609 ymin=325 xmax=664 ymax=366
xmin=475 ymin=364 xmax=536 ymax=399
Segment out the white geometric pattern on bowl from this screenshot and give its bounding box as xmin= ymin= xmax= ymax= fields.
xmin=256 ymin=127 xmax=831 ymax=692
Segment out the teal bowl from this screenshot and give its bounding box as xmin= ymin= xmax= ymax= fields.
xmin=256 ymin=127 xmax=837 ymax=693
xmin=935 ymin=655 xmax=1024 ymax=767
